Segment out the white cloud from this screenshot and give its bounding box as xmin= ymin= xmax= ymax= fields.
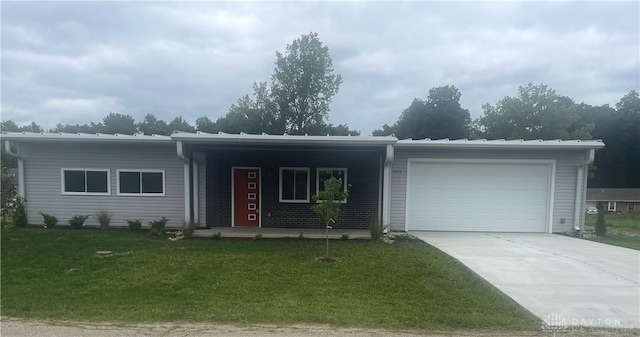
xmin=2 ymin=24 xmax=44 ymax=46
xmin=1 ymin=1 xmax=638 ymax=134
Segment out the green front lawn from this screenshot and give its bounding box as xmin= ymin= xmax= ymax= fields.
xmin=1 ymin=228 xmax=539 ymax=332
xmin=584 ymin=212 xmax=640 ymax=250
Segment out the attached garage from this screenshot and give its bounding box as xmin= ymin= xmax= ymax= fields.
xmin=405 ymin=159 xmax=554 ymax=232
xmin=388 ymin=139 xmax=605 ymax=234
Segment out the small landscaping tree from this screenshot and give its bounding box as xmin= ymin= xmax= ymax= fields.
xmin=595 ymin=204 xmax=607 ymax=237
xmin=311 ymin=177 xmax=349 ymax=260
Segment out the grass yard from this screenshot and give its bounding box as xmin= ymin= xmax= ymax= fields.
xmin=584 ymin=212 xmax=640 ymax=250
xmin=1 ymin=228 xmax=539 ymax=332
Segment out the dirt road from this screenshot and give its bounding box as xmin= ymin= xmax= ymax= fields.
xmin=1 ymin=318 xmax=637 ymax=337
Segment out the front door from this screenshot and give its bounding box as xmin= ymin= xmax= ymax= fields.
xmin=232 ymin=168 xmax=260 ymax=227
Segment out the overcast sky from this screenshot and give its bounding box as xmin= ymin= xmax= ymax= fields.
xmin=2 ymin=1 xmax=638 ymax=135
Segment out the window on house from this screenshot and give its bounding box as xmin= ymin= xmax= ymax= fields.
xmin=118 ymin=170 xmax=165 ymax=196
xmin=279 ymin=168 xmax=309 ymax=202
xmin=317 ymin=168 xmax=347 ymax=194
xmin=608 ymin=201 xmax=616 ymax=212
xmin=62 ymin=169 xmax=110 ymax=195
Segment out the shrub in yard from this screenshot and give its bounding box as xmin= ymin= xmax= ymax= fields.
xmin=395 ymin=233 xmax=419 ymax=242
xmin=595 ymin=204 xmax=607 ymax=237
xmin=183 ymin=221 xmax=196 ymax=239
xmin=341 ymin=233 xmax=350 ymax=241
xmin=1 ymin=168 xmax=26 ymax=229
xmin=127 ymin=219 xmax=142 ymax=231
xmin=211 ymin=232 xmax=222 ymax=240
xmin=96 ymin=210 xmax=112 ymax=230
xmin=298 ymin=232 xmax=306 ymax=241
xmin=69 ymin=215 xmax=89 ymax=229
xmin=150 ymin=217 xmax=168 ymax=236
xmin=253 ymin=234 xmax=263 ymax=241
xmin=370 ymin=220 xmax=383 ymax=241
xmin=40 ymin=213 xmax=58 ymax=228
xmin=13 ymin=198 xmax=28 ymax=228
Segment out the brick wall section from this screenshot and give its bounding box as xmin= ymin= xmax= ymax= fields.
xmin=205 ymin=146 xmax=383 ymax=229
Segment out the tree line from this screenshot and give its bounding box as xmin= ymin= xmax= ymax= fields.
xmin=371 ymin=84 xmax=639 ymax=188
xmin=1 ymin=32 xmax=638 ymax=187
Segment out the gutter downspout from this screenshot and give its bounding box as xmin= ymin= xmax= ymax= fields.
xmin=177 ymin=141 xmax=192 ymax=224
xmin=574 ymin=149 xmax=595 ymax=233
xmin=382 ymin=144 xmax=394 ymax=232
xmin=5 ymin=141 xmax=25 ymax=198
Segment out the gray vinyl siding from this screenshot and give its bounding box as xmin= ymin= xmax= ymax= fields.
xmin=390 ymin=148 xmax=589 ymax=233
xmin=20 ymin=142 xmax=185 ymax=228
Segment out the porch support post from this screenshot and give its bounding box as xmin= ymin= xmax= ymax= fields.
xmin=192 ymin=157 xmax=199 ymax=225
xmin=177 ymin=141 xmax=192 ymax=224
xmin=382 ymin=144 xmax=394 ymax=231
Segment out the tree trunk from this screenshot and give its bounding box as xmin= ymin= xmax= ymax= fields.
xmin=325 ymin=220 xmax=329 ymax=258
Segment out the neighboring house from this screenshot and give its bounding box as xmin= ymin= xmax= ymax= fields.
xmin=586 ymin=188 xmax=640 ymax=213
xmin=1 ymin=131 xmax=604 ymax=233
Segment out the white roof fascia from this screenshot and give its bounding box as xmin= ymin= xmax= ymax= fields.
xmin=395 ymin=138 xmax=605 ymax=150
xmin=170 ymin=131 xmax=398 ymax=146
xmin=0 ymin=132 xmax=173 ymax=144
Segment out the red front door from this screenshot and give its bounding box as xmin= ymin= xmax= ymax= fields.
xmin=233 ymin=168 xmax=260 ymax=227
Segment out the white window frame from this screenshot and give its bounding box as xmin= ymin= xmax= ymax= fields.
xmin=279 ymin=167 xmax=310 ymax=203
xmin=61 ymin=168 xmax=110 ymax=195
xmin=608 ymin=201 xmax=616 ymax=212
xmin=316 ymin=168 xmax=348 ymax=203
xmin=117 ymin=169 xmax=166 ymax=196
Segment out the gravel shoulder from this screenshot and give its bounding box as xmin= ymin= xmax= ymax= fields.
xmin=1 ymin=318 xmax=638 ymax=337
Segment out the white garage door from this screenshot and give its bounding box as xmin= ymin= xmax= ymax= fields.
xmin=406 ymin=161 xmax=552 ymax=232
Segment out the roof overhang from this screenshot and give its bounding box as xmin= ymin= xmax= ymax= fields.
xmin=1 ymin=132 xmax=606 ymax=151
xmin=1 ymin=132 xmax=173 ymax=144
xmin=170 ymin=131 xmax=397 ymax=147
xmin=395 ymin=138 xmax=605 ymax=150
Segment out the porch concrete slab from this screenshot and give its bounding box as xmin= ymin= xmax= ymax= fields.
xmin=411 ymin=232 xmax=640 ymax=329
xmin=193 ymin=228 xmax=370 ymax=240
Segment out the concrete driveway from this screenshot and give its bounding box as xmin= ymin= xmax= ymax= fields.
xmin=411 ymin=232 xmax=640 ymax=329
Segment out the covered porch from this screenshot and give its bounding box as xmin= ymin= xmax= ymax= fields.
xmin=173 ymin=132 xmax=396 ymax=230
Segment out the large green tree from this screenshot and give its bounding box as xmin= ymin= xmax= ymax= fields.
xmin=168 ymin=117 xmax=195 ymax=133
xmin=101 ymin=113 xmax=137 ymax=135
xmin=137 ymin=114 xmax=170 ymax=135
xmin=373 ymin=85 xmax=471 ymax=140
xmin=208 ymin=32 xmax=351 ymax=135
xmin=477 ymin=83 xmax=593 ymax=140
xmin=587 ymin=90 xmax=640 ymax=187
xmin=271 ymin=32 xmax=343 ymax=134
xmin=198 ymin=82 xmax=280 ymax=134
